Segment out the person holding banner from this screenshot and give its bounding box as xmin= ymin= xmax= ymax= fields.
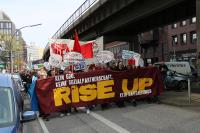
xmin=88 ymin=64 xmax=96 ymax=71
xmin=28 ymin=71 xmax=39 ymax=113
xmin=51 ymin=67 xmax=59 ymax=76
xmin=37 ymin=67 xmax=50 ymax=121
xmin=73 ymin=67 xmax=93 ymax=114
xmin=110 ymin=62 xmax=118 ymax=71
xmin=127 ymin=57 xmax=136 ymax=70
xmin=62 ymin=67 xmax=78 ymax=116
xmin=115 ymin=61 xmax=126 ymax=108
xmin=125 ymin=64 xmax=137 ymax=107
xmin=100 ymin=64 xmax=112 ymax=110
xmin=37 ymin=67 xmax=47 ymax=79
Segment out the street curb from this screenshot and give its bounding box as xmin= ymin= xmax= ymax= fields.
xmin=159 ymin=100 xmax=200 ymax=107
xmin=159 ymin=92 xmax=200 ymax=107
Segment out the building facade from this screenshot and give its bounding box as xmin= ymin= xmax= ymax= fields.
xmin=27 ymin=43 xmax=44 ymax=68
xmin=138 ymin=16 xmax=196 ymax=66
xmin=138 ymin=28 xmax=169 ymax=65
xmin=0 ymin=10 xmax=16 ymax=71
xmin=0 ymin=10 xmax=27 ymax=72
xmin=102 ymin=16 xmax=197 ymax=67
xmin=168 ymin=17 xmax=196 ymax=63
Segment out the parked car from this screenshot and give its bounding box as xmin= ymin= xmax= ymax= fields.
xmin=12 ymin=73 xmax=25 ymax=92
xmin=154 ymin=63 xmax=189 ymax=90
xmin=0 ymin=74 xmax=36 ymax=133
xmin=154 ymin=61 xmax=197 ymax=77
xmin=165 ymin=70 xmax=188 ymax=90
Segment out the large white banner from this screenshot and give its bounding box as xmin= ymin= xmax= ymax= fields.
xmin=48 ymin=39 xmax=94 ymax=68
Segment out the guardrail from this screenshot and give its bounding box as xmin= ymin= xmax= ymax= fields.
xmin=52 ymin=0 xmax=100 ymax=39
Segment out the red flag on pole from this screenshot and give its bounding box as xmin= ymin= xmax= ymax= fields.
xmin=128 ymin=58 xmax=135 ymax=65
xmin=80 ymin=42 xmax=94 ymax=58
xmin=73 ymin=31 xmax=81 ymax=53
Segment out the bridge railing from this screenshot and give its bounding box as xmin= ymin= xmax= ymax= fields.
xmin=52 ymin=0 xmax=100 ymax=39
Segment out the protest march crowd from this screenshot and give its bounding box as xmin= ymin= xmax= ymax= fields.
xmin=18 ymin=32 xmax=164 ymax=121
xmin=19 ymin=59 xmax=163 ymax=121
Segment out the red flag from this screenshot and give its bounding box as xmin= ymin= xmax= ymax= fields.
xmin=128 ymin=58 xmax=135 ymax=65
xmin=73 ymin=31 xmax=81 ymax=53
xmin=81 ymin=42 xmax=93 ymax=58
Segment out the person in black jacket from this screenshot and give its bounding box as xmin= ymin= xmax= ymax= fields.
xmin=159 ymin=62 xmax=168 ymax=78
xmin=114 ymin=61 xmax=126 ymax=108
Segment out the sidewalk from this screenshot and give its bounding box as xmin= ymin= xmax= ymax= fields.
xmin=23 ymin=93 xmax=44 ymax=133
xmin=191 ymin=80 xmax=200 ymax=93
xmin=160 ymin=90 xmax=200 ymax=111
xmin=23 ymin=93 xmax=31 ymax=111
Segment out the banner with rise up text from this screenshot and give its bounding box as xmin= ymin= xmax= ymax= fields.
xmin=36 ymin=67 xmax=164 ymax=114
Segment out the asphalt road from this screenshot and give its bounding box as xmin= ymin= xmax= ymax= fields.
xmin=23 ymin=101 xmax=200 ymax=133
xmin=191 ymin=81 xmax=200 ymax=93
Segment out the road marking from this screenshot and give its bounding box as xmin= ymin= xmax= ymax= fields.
xmin=90 ymin=112 xmax=131 ymax=133
xmin=38 ymin=117 xmax=50 ymax=133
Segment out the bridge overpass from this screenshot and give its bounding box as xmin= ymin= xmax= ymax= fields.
xmin=43 ymin=0 xmax=198 ymax=65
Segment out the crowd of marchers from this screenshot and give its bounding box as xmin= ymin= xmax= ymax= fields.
xmin=19 ymin=60 xmax=163 ymax=121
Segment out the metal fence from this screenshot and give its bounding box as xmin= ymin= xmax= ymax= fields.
xmin=52 ymin=0 xmax=99 ymax=39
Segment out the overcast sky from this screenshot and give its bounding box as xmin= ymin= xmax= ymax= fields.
xmin=1 ymin=0 xmax=86 ymax=48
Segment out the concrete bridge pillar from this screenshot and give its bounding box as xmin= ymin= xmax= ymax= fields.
xmin=129 ymin=35 xmax=140 ymax=53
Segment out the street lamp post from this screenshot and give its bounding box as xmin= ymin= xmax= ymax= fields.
xmin=10 ymin=23 xmax=42 ymax=73
xmin=28 ymin=53 xmax=32 ymax=69
xmin=172 ymin=40 xmax=176 ymax=62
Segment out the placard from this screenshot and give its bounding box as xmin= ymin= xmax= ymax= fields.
xmin=96 ymin=50 xmax=114 ymax=64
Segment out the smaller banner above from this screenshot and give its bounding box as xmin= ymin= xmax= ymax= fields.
xmin=122 ymin=50 xmax=135 ymax=59
xmin=122 ymin=50 xmax=141 ymax=66
xmin=43 ymin=62 xmax=50 ymax=70
xmin=138 ymin=58 xmax=144 ymax=67
xmin=60 ymin=61 xmax=70 ymax=68
xmin=49 ymin=54 xmax=62 ymax=68
xmin=74 ymin=61 xmax=86 ymax=71
xmin=63 ymin=52 xmax=84 ymax=65
xmin=132 ymin=52 xmax=141 ymax=66
xmin=96 ymin=50 xmax=114 ymax=64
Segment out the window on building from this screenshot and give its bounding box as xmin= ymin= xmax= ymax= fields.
xmin=172 ymin=35 xmax=178 ymax=46
xmin=180 ymin=33 xmax=187 ymax=44
xmin=190 ymin=31 xmax=197 ymax=44
xmin=3 ymin=22 xmax=8 ymax=29
xmin=1 ymin=23 xmax=3 ymax=29
xmin=8 ymin=29 xmax=12 ymax=34
xmin=172 ymin=23 xmax=177 ymax=29
xmin=8 ymin=23 xmax=12 ymax=29
xmin=0 ymin=22 xmax=2 ymax=29
xmin=6 ymin=23 xmax=9 ymax=29
xmin=180 ymin=20 xmax=187 ymax=26
xmin=191 ymin=17 xmax=196 ymax=24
